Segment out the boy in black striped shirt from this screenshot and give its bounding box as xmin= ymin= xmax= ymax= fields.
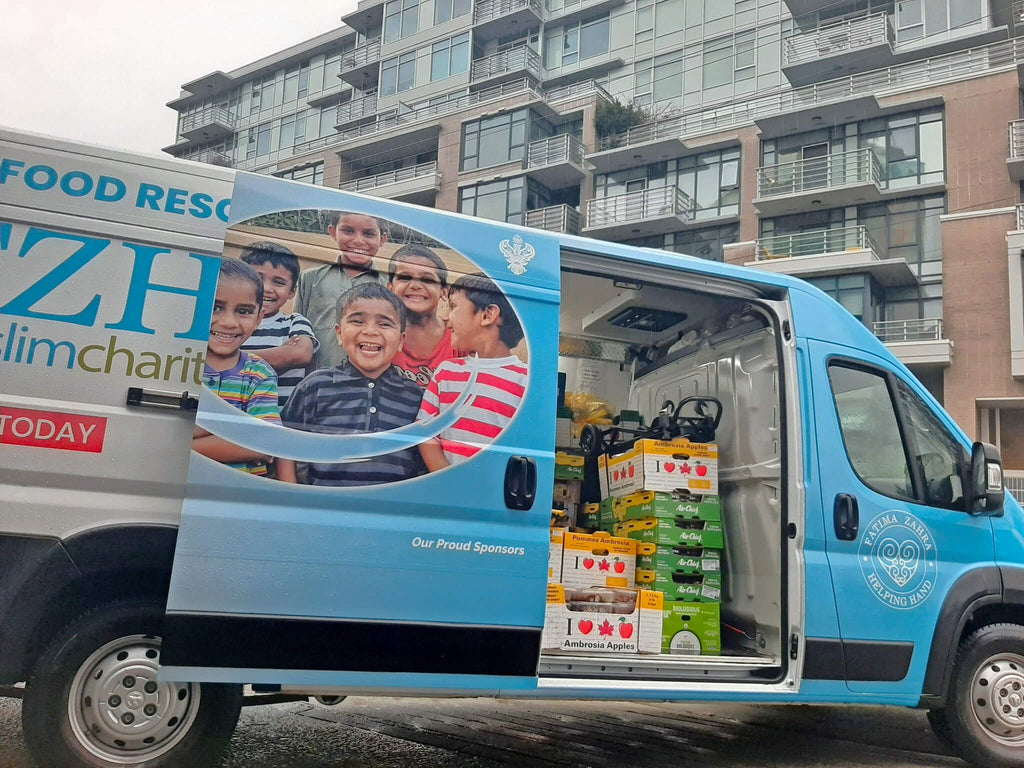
xmin=240 ymin=241 xmax=319 ymax=407
xmin=281 ymin=283 xmax=425 ymax=486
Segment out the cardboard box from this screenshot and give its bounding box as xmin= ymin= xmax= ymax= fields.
xmin=662 ymin=601 xmax=721 ymax=655
xmin=613 ymin=491 xmax=722 ymax=523
xmin=637 ymin=544 xmax=721 ymax=574
xmin=617 ymin=516 xmax=725 ymax=549
xmin=553 ymin=478 xmax=582 ymax=505
xmin=606 ymin=439 xmax=718 ymax=498
xmin=578 ymin=502 xmax=601 ymax=531
xmin=598 ymin=497 xmax=616 ymax=533
xmin=636 ymin=569 xmax=722 ymax=602
xmin=597 ymin=453 xmax=610 ymax=499
xmin=542 ymin=584 xmax=663 ymax=654
xmin=560 ymin=531 xmax=636 ymax=589
xmin=555 ymin=452 xmax=586 ymax=480
xmin=548 ymin=529 xmax=564 ymax=583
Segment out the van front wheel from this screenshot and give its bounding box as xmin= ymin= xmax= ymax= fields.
xmin=942 ymin=623 xmax=1024 ymax=768
xmin=22 ymin=599 xmax=242 ymax=768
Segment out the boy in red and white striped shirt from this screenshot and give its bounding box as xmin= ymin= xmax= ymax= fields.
xmin=417 ymin=273 xmax=527 ymax=470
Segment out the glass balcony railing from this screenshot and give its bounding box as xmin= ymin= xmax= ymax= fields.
xmin=525 ymin=205 xmax=582 ymax=234
xmin=185 ymin=149 xmax=233 ymax=166
xmin=783 ymin=12 xmax=895 ymax=66
xmin=471 ymin=47 xmax=542 ymax=82
xmin=755 ymin=225 xmax=880 ymax=261
xmin=337 ymin=160 xmax=439 ymax=192
xmin=525 ymin=134 xmax=584 ymax=169
xmin=756 ymin=148 xmax=883 ymax=198
xmin=872 ymin=318 xmax=944 ymax=343
xmin=546 ymin=79 xmax=612 ymax=104
xmin=586 ymin=186 xmax=694 ymax=229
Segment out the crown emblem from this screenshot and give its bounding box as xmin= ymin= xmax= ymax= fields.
xmin=499 ymin=234 xmax=536 ymax=276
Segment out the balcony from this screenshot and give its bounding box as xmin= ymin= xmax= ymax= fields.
xmin=179 ymin=106 xmax=236 ymax=142
xmin=746 ymin=225 xmax=916 ymax=287
xmin=546 ymin=79 xmax=613 ymax=108
xmin=1009 ymin=119 xmax=1024 ymax=181
xmin=526 ymin=204 xmax=582 ymax=234
xmin=873 ymin=318 xmax=952 ymax=367
xmin=339 ymin=39 xmax=382 ymax=88
xmin=336 ymin=91 xmax=378 ymax=127
xmin=1006 ymin=470 xmax=1024 ymax=505
xmin=584 ymin=186 xmax=694 ymax=240
xmin=342 ymin=0 xmax=385 ymax=38
xmin=336 ymin=79 xmax=545 ymax=157
xmin=523 ymin=134 xmax=586 ymax=188
xmin=471 ymin=46 xmax=542 ymax=86
xmin=184 ymin=149 xmax=234 ymax=167
xmin=782 ymin=13 xmax=896 ymax=86
xmin=473 ymin=0 xmax=543 ymax=41
xmin=338 ymin=160 xmax=441 ymax=204
xmin=754 ymin=148 xmax=884 ymax=216
xmin=589 ymin=116 xmax=688 ymax=174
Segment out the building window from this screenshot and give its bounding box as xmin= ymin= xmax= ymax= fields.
xmin=431 ymin=33 xmax=470 ymax=82
xmin=703 ymin=31 xmax=755 ymax=91
xmin=434 ymin=0 xmax=471 ymax=25
xmin=459 ymin=176 xmax=550 ymax=225
xmin=275 ymin=162 xmax=324 ymax=186
xmin=380 ymin=51 xmax=417 ymax=96
xmin=556 ymin=14 xmax=609 ymax=67
xmin=895 ymin=0 xmax=984 ymax=44
xmin=461 ymin=109 xmax=533 ymax=171
xmin=859 ymin=110 xmax=945 ymax=188
xmin=384 ymin=0 xmax=419 ymax=43
xmin=623 ymin=223 xmax=739 ymax=262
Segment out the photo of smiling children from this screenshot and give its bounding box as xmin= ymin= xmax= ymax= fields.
xmin=282 ymin=283 xmax=425 ymax=486
xmin=240 ymin=242 xmax=319 ymax=407
xmin=193 ymin=259 xmax=296 ymax=482
xmin=295 ymin=212 xmax=387 ymax=371
xmin=417 ymin=273 xmax=527 ymax=471
xmin=387 ymin=244 xmax=463 ymax=388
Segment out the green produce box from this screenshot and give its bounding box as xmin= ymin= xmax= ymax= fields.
xmin=638 ymin=545 xmax=721 ymax=574
xmin=637 ymin=569 xmax=722 ymax=602
xmin=613 ymin=490 xmax=721 ymax=523
xmin=578 ymin=502 xmax=601 ymax=532
xmin=599 ymin=497 xmax=616 ymax=533
xmin=617 ymin=517 xmax=724 ymax=549
xmin=662 ymin=601 xmax=721 ymax=655
xmin=555 ymin=452 xmax=586 ymax=480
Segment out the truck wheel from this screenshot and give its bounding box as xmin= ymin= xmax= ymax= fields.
xmin=941 ymin=623 xmax=1024 ymax=768
xmin=22 ymin=599 xmax=242 ymax=768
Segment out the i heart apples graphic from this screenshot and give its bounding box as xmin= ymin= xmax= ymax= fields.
xmin=696 ymin=464 xmax=708 ymax=477
xmin=663 ymin=461 xmax=675 ymax=473
xmin=583 ymin=557 xmax=595 ymax=569
xmin=618 ymin=619 xmax=634 ymax=639
xmin=578 ymin=619 xmax=594 ymax=634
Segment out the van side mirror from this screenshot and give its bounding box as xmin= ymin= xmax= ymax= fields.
xmin=965 ymin=441 xmax=1004 ymax=515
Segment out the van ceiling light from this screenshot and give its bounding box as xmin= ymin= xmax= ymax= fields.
xmin=581 ymin=287 xmax=693 ymax=344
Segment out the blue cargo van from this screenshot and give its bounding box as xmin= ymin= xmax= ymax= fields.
xmin=0 ymin=129 xmax=1018 ymax=768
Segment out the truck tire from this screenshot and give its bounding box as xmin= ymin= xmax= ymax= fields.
xmin=940 ymin=623 xmax=1024 ymax=768
xmin=22 ymin=599 xmax=242 ymax=768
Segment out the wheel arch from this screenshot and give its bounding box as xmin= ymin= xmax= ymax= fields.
xmin=0 ymin=524 xmax=177 ymax=683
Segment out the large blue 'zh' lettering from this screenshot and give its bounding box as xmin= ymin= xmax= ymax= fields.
xmin=0 ymin=228 xmax=105 ymax=325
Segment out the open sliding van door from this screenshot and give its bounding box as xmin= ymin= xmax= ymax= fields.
xmin=160 ymin=173 xmax=560 ymax=692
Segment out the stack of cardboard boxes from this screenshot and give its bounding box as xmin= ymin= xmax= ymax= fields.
xmin=588 ymin=439 xmax=723 ymax=656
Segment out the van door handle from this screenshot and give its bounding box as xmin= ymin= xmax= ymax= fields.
xmin=833 ymin=493 xmax=859 ymax=541
xmin=504 ymin=456 xmax=537 ymax=511
xmin=126 ymin=387 xmax=199 ymax=411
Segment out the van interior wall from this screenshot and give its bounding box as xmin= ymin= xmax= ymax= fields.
xmin=630 ymin=321 xmax=783 ymax=658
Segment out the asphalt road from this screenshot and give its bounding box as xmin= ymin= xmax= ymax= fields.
xmin=0 ymin=693 xmax=969 ymax=767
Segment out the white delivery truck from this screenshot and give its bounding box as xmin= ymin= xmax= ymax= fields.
xmin=1 ymin=127 xmax=1022 ymax=768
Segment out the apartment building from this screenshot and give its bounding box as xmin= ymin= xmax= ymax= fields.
xmin=165 ymin=0 xmax=1024 ymax=478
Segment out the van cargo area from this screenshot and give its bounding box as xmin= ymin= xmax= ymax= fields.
xmin=541 ymin=254 xmax=789 ymax=684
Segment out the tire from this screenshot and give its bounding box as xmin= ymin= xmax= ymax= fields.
xmin=22 ymin=599 xmax=242 ymax=768
xmin=940 ymin=623 xmax=1024 ymax=768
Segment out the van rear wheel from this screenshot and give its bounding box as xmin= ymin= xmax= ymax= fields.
xmin=940 ymin=623 xmax=1024 ymax=768
xmin=22 ymin=599 xmax=241 ymax=768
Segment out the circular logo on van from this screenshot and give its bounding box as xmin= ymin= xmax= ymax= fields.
xmin=858 ymin=511 xmax=937 ymax=611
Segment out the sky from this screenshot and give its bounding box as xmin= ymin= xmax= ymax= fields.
xmin=1 ymin=1 xmax=355 ymax=156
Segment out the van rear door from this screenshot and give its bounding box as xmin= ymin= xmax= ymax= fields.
xmin=160 ymin=173 xmax=559 ymax=691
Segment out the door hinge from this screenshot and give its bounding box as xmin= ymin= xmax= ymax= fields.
xmin=790 ymin=633 xmax=799 ymax=660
